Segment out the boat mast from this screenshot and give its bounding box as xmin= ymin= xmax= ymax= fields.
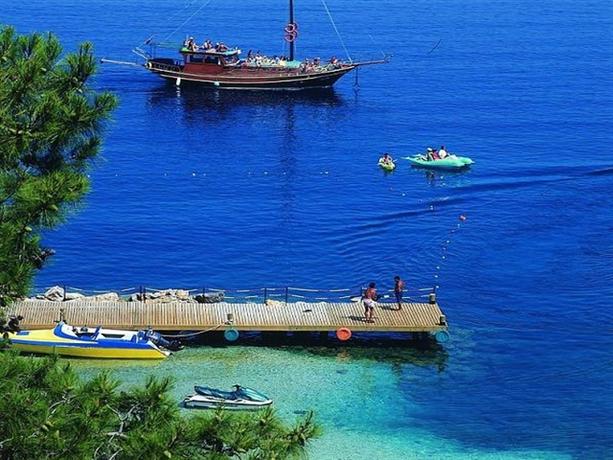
xmin=288 ymin=0 xmax=296 ymax=61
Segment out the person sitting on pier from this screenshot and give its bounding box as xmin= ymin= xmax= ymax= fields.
xmin=363 ymin=282 xmax=377 ymax=323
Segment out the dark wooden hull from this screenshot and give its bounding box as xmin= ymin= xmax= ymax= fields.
xmin=146 ymin=59 xmax=356 ymax=90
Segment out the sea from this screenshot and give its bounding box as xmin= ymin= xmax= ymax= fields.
xmin=4 ymin=0 xmax=613 ymax=458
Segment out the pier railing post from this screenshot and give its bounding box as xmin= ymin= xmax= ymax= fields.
xmin=62 ymin=284 xmax=66 ymax=302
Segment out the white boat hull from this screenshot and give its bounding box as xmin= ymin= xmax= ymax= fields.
xmin=183 ymin=394 xmax=273 ymax=410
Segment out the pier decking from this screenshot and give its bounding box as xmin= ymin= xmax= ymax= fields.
xmin=8 ymin=300 xmax=448 ymax=336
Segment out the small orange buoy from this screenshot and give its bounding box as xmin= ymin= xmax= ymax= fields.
xmin=336 ymin=327 xmax=352 ymax=341
xmin=459 ymin=214 xmax=467 ymax=221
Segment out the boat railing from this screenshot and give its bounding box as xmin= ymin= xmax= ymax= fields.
xmin=147 ymin=60 xmax=182 ymax=73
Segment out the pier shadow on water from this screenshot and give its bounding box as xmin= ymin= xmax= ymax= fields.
xmin=188 ymin=331 xmax=449 ymax=373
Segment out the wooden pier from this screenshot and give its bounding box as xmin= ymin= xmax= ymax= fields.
xmin=7 ymin=299 xmax=448 ymax=338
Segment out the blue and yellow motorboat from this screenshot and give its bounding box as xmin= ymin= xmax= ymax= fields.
xmin=6 ymin=322 xmax=181 ymax=359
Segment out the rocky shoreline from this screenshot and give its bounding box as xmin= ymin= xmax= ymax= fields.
xmin=26 ymin=286 xmax=225 ymax=304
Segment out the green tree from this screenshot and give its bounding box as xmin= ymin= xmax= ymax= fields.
xmin=0 ymin=352 xmax=320 ymax=459
xmin=0 ymin=26 xmax=117 ymax=306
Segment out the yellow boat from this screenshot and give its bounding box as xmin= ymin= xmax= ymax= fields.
xmin=7 ymin=322 xmax=179 ymax=359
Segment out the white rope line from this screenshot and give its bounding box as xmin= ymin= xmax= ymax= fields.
xmin=321 ymin=0 xmax=352 ymax=63
xmin=163 ymin=0 xmax=215 ymax=41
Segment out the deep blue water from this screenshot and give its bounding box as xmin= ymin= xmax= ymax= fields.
xmin=5 ymin=0 xmax=613 ymax=458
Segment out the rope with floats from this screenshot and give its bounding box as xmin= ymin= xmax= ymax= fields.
xmin=321 ymin=0 xmax=352 ymax=63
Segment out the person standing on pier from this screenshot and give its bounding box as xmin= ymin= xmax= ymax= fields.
xmin=394 ymin=275 xmax=405 ymax=311
xmin=363 ymin=282 xmax=377 ymax=323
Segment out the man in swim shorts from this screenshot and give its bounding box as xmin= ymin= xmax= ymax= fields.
xmin=394 ymin=275 xmax=405 ymax=311
xmin=363 ymin=282 xmax=377 ymax=322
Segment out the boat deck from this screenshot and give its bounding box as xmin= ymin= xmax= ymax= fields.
xmin=8 ymin=300 xmax=448 ymax=335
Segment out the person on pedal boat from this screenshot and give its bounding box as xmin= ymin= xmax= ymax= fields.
xmin=379 ymin=153 xmax=393 ymax=165
xmin=426 ymin=147 xmax=440 ymax=161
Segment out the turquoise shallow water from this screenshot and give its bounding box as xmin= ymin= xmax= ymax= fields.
xmin=72 ymin=345 xmax=570 ymax=459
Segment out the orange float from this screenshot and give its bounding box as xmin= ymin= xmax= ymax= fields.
xmin=336 ymin=327 xmax=352 ymax=341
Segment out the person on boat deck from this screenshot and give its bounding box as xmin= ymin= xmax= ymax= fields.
xmin=427 ymin=147 xmax=439 ymax=161
xmin=394 ymin=276 xmax=405 ymax=311
xmin=438 ymin=145 xmax=448 ymax=158
xmin=186 ymin=37 xmax=197 ymax=51
xmin=363 ymin=282 xmax=377 ymax=323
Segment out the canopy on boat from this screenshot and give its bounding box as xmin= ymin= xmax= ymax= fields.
xmin=180 ymin=47 xmax=241 ymax=56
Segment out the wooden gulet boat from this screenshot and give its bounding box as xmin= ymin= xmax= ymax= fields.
xmin=132 ymin=0 xmax=388 ymax=90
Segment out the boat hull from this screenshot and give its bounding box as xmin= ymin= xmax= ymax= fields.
xmin=146 ymin=60 xmax=356 ymax=90
xmin=10 ymin=342 xmax=167 ymax=359
xmin=8 ymin=326 xmax=169 ymax=359
xmin=406 ymin=155 xmax=474 ymax=170
xmin=183 ymin=395 xmax=273 ymax=411
xmin=378 ymin=161 xmax=396 ymax=171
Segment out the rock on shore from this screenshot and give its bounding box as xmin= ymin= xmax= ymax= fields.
xmin=28 ymin=286 xmax=224 ymax=304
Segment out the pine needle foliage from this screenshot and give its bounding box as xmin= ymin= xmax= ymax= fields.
xmin=0 ymin=26 xmax=118 ymax=306
xmin=0 ymin=352 xmax=321 ymax=459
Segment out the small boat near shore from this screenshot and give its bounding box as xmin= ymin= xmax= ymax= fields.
xmin=406 ymin=154 xmax=474 ymax=170
xmin=184 ymin=385 xmax=273 ymax=410
xmin=6 ymin=321 xmax=181 ymax=359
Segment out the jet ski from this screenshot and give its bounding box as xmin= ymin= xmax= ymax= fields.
xmin=183 ymin=385 xmax=272 ymax=410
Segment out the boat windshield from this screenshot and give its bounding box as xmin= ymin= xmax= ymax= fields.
xmin=237 ymin=387 xmax=269 ymax=402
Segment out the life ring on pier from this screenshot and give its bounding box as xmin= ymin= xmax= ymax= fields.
xmin=284 ymin=23 xmax=298 ymax=33
xmin=284 ymin=31 xmax=298 ymax=43
xmin=224 ymin=328 xmax=240 ymax=342
xmin=336 ymin=327 xmax=352 ymax=341
xmin=433 ymin=330 xmax=450 ymax=343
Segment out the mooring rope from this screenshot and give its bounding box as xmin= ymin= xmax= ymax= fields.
xmin=321 ymin=0 xmax=352 ymax=63
xmin=160 ymin=322 xmax=226 ymax=339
